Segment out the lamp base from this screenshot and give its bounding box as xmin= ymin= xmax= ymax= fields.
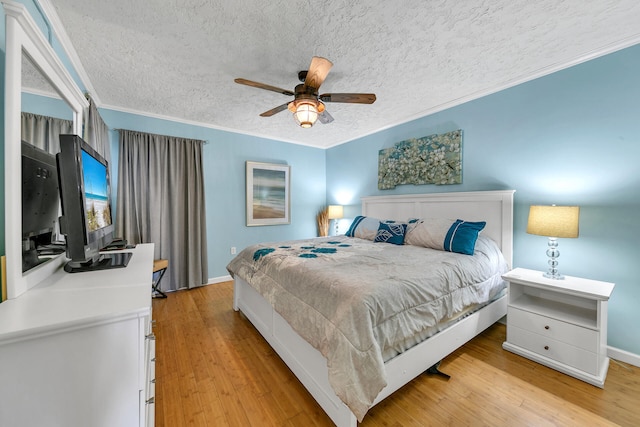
xmin=543 ymin=237 xmax=564 ymax=280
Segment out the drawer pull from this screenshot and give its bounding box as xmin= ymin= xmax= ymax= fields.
xmin=544 ymin=345 xmax=549 ymax=350
xmin=146 ymin=397 xmax=155 ymax=405
xmin=146 ymin=333 xmax=156 ymax=340
xmin=151 ymin=379 xmax=156 ymax=384
xmin=544 ymin=325 xmax=550 ymax=330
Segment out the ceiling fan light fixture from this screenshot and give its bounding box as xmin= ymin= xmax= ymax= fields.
xmin=235 ymin=56 xmax=376 ymax=127
xmin=291 ymin=100 xmax=318 ymax=128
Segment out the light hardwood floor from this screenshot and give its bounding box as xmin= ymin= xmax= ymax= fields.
xmin=152 ymin=282 xmax=640 ymax=426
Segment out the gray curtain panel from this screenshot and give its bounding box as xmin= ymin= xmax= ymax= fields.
xmin=21 ymin=112 xmax=73 ymax=154
xmin=84 ymin=98 xmax=112 ymax=164
xmin=116 ymin=130 xmax=208 ymax=291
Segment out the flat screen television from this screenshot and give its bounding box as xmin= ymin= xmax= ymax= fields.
xmin=21 ymin=141 xmax=62 ymax=272
xmin=56 ymin=134 xmax=131 ymax=273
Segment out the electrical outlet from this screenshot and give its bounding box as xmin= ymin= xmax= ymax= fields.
xmin=231 ymin=247 xmax=236 ymax=255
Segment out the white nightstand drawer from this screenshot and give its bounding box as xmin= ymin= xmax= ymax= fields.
xmin=508 ymin=307 xmax=599 ymax=353
xmin=508 ymin=325 xmax=599 ymax=375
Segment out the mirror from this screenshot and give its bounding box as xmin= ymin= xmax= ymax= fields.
xmin=22 ymin=52 xmax=60 ymax=97
xmin=20 ymin=53 xmax=73 ymax=274
xmin=4 ymin=1 xmax=88 ymax=298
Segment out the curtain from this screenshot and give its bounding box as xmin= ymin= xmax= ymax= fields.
xmin=83 ymin=98 xmax=111 ymax=164
xmin=22 ymin=101 xmax=110 ymax=161
xmin=21 ymin=112 xmax=73 ymax=154
xmin=116 ymin=130 xmax=208 ymax=291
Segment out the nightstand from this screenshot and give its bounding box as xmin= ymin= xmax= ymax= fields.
xmin=502 ymin=267 xmax=615 ymax=387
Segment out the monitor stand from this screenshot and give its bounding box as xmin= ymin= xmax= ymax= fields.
xmin=64 ymin=252 xmax=133 ymax=273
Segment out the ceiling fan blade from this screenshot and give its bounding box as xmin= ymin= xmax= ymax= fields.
xmin=318 ymin=110 xmax=334 ymax=124
xmin=235 ymin=78 xmax=294 ymax=96
xmin=260 ymin=103 xmax=290 ymax=117
xmin=319 ymin=93 xmax=376 ymax=104
xmin=304 ymin=56 xmax=333 ymax=90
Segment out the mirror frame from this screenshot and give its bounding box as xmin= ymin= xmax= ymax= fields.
xmin=3 ymin=1 xmax=89 ymax=298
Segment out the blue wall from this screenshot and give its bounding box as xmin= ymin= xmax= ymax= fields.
xmin=98 ymin=109 xmax=327 ymax=279
xmin=22 ymin=92 xmax=73 ymax=119
xmin=326 ymin=44 xmax=640 ymax=355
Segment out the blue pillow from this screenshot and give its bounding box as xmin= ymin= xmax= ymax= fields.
xmin=374 ymin=222 xmax=407 ymax=245
xmin=443 ymin=220 xmax=486 ymax=255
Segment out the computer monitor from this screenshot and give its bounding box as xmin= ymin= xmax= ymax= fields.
xmin=21 ymin=141 xmax=60 ymax=272
xmin=56 ymin=134 xmax=131 ymax=273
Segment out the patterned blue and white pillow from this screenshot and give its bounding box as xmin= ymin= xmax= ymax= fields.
xmin=345 ymin=216 xmax=407 ymax=242
xmin=374 ymin=222 xmax=408 ymax=245
xmin=405 ymin=218 xmax=486 ymax=255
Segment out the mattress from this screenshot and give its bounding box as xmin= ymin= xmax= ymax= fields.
xmin=227 ymin=234 xmax=508 ymax=420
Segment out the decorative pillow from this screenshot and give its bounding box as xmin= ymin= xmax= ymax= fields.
xmin=405 ymin=218 xmax=421 ymax=234
xmin=405 ymin=218 xmax=486 ymax=255
xmin=345 ymin=216 xmax=382 ymax=240
xmin=374 ymin=222 xmax=408 ymax=245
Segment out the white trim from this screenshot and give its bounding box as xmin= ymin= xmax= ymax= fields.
xmin=208 ymin=275 xmax=233 ymax=285
xmin=36 ymin=0 xmax=100 ymax=104
xmin=608 ymin=346 xmax=640 ymax=368
xmin=21 ymin=86 xmax=63 ymax=100
xmin=3 ymin=0 xmax=88 ymax=299
xmin=100 ymin=103 xmax=319 ymax=147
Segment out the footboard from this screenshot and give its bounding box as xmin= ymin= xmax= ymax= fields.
xmin=234 ymin=277 xmax=358 ymax=427
xmin=233 ymin=276 xmax=507 ymax=427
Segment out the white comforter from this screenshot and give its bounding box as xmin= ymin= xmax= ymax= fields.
xmin=226 ymin=235 xmax=508 ymax=421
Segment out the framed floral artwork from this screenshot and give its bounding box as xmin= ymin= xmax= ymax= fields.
xmin=378 ymin=129 xmax=462 ymax=189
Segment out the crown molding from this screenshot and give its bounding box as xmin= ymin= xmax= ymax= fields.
xmin=36 ymin=0 xmax=101 ymax=104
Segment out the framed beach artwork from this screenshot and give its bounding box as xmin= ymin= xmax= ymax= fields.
xmin=246 ymin=161 xmax=291 ymax=226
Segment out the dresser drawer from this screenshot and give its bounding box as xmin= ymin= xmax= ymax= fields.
xmin=507 ymin=325 xmax=599 ymax=375
xmin=507 ymin=307 xmax=599 ymax=353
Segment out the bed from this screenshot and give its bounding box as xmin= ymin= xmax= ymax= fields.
xmin=228 ymin=190 xmax=514 ymax=426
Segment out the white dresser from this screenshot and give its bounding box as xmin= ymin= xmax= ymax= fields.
xmin=502 ymin=268 xmax=614 ymax=387
xmin=0 ymin=244 xmax=156 ymax=427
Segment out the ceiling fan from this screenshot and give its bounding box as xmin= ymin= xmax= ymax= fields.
xmin=234 ymin=56 xmax=376 ymax=128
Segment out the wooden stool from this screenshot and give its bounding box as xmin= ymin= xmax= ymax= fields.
xmin=152 ymin=259 xmax=168 ymax=298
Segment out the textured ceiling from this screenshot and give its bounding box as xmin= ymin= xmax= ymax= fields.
xmin=43 ymin=0 xmax=640 ymax=148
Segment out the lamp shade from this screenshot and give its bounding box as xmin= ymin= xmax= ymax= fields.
xmin=527 ymin=205 xmax=579 ymax=238
xmin=327 ymin=205 xmax=344 ymax=219
xmin=292 ymin=101 xmax=318 ymax=128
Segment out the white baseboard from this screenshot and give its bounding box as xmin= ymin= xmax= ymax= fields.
xmin=608 ymin=346 xmax=640 ymax=368
xmin=207 ymin=274 xmax=233 ymax=285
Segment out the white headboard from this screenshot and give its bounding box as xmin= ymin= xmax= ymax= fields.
xmin=361 ymin=190 xmax=515 ymax=267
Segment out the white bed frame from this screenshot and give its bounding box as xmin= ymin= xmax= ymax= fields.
xmin=233 ymin=190 xmax=515 ymax=426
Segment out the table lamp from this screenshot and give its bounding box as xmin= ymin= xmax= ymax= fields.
xmin=526 ymin=205 xmax=580 ymax=280
xmin=327 ymin=205 xmax=344 ymax=236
